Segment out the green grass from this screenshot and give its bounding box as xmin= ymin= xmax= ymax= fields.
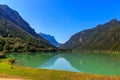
xmin=0 ymin=59 xmax=120 ymax=80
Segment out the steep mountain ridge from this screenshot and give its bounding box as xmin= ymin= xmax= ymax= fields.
xmin=0 ymin=5 xmax=48 ymax=42
xmin=0 ymin=16 xmax=55 ymax=52
xmin=0 ymin=4 xmax=55 ymax=53
xmin=60 ymin=19 xmax=120 ymax=51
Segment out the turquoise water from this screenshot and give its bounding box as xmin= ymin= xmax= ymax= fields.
xmin=6 ymin=53 xmax=120 ymax=75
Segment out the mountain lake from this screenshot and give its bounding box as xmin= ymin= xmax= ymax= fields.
xmin=6 ymin=52 xmax=120 ymax=76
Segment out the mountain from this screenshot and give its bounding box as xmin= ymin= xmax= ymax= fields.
xmin=60 ymin=19 xmax=120 ymax=52
xmin=0 ymin=5 xmax=50 ymax=43
xmin=39 ymin=33 xmax=61 ymax=47
xmin=0 ymin=4 xmax=55 ymax=53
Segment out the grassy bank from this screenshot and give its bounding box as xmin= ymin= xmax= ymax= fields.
xmin=0 ymin=59 xmax=120 ymax=80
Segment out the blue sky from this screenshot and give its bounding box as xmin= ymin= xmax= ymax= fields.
xmin=0 ymin=0 xmax=120 ymax=43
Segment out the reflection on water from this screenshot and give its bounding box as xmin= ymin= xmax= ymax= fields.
xmin=6 ymin=52 xmax=120 ymax=75
xmin=39 ymin=55 xmax=80 ymax=72
xmin=6 ymin=53 xmax=55 ymax=67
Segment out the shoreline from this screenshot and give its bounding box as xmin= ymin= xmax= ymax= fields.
xmin=0 ymin=53 xmax=120 ymax=80
xmin=0 ymin=61 xmax=120 ymax=80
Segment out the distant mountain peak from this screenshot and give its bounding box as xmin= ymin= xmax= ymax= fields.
xmin=103 ymin=19 xmax=120 ymax=27
xmin=39 ymin=33 xmax=62 ymax=47
xmin=40 ymin=33 xmax=54 ymax=38
xmin=0 ymin=4 xmax=16 ymax=13
xmin=0 ymin=4 xmax=9 ymax=8
xmin=109 ymin=19 xmax=119 ymax=23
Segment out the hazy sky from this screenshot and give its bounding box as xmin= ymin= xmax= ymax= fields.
xmin=0 ymin=0 xmax=120 ymax=43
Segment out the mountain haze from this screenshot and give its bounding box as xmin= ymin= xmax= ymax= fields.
xmin=39 ymin=33 xmax=61 ymax=47
xmin=60 ymin=19 xmax=120 ymax=52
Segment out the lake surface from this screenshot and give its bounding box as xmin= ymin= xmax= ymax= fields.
xmin=6 ymin=53 xmax=120 ymax=76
